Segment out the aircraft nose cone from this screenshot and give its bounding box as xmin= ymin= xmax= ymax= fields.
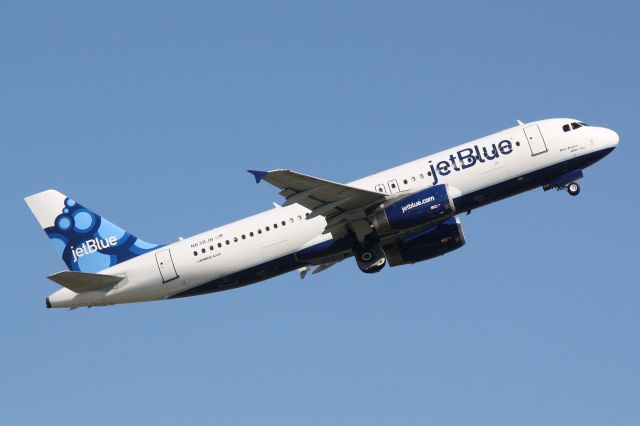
xmin=605 ymin=128 xmax=619 ymax=148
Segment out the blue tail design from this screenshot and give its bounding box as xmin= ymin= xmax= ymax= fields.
xmin=25 ymin=189 xmax=163 ymax=273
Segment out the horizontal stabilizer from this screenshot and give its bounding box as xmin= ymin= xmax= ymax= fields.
xmin=47 ymin=271 xmax=124 ymax=293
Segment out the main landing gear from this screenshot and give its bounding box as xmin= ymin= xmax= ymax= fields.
xmin=355 ymin=243 xmax=386 ymax=274
xmin=566 ymin=182 xmax=581 ymax=196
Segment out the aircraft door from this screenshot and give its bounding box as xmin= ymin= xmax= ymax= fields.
xmin=155 ymin=249 xmax=179 ymax=283
xmin=523 ymin=124 xmax=548 ymax=156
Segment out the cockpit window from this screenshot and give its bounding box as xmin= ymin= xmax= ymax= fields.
xmin=563 ymin=124 xmax=571 ymax=132
xmin=571 ymin=122 xmax=582 ymax=130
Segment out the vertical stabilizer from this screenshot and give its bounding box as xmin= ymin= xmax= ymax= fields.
xmin=25 ymin=189 xmax=163 ymax=273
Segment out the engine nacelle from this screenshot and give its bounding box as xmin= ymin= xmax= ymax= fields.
xmin=372 ymin=184 xmax=456 ymax=234
xmin=384 ymin=217 xmax=465 ymax=266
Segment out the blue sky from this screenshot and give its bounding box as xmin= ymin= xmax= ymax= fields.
xmin=2 ymin=1 xmax=639 ymax=424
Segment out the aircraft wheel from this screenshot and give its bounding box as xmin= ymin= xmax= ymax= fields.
xmin=359 ymin=250 xmax=374 ymax=262
xmin=356 ymin=245 xmax=386 ymax=273
xmin=567 ymin=182 xmax=580 ymax=196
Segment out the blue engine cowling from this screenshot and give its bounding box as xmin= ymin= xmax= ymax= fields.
xmin=383 ymin=217 xmax=465 ymax=266
xmin=372 ymin=184 xmax=456 ymax=234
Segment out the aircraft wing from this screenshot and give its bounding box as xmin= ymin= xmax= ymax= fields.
xmin=249 ymin=169 xmax=386 ymax=239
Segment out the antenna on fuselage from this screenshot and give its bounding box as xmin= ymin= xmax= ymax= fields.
xmin=517 ymin=119 xmax=524 ymax=126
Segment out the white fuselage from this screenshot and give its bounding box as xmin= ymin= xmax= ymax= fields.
xmin=47 ymin=118 xmax=619 ymax=308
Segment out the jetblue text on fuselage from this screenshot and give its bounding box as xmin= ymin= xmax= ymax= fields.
xmin=428 ymin=140 xmax=513 ymax=185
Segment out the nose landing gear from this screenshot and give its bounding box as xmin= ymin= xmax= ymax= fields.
xmin=567 ymin=182 xmax=581 ymax=196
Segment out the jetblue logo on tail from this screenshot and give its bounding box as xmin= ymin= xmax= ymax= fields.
xmin=71 ymin=236 xmax=118 ymax=263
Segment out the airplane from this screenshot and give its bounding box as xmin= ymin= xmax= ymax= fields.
xmin=25 ymin=118 xmax=619 ymax=309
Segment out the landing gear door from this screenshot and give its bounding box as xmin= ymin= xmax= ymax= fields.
xmin=155 ymin=249 xmax=179 ymax=283
xmin=523 ymin=124 xmax=548 ymax=156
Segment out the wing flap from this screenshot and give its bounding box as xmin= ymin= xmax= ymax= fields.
xmin=47 ymin=271 xmax=124 ymax=293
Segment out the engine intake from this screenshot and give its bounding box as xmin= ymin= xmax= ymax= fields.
xmin=384 ymin=217 xmax=465 ymax=266
xmin=372 ymin=184 xmax=456 ymax=234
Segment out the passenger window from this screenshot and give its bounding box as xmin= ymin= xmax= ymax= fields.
xmin=258 ymin=229 xmax=262 ymax=234
xmin=266 ymin=226 xmax=270 ymax=231
xmin=419 ymin=174 xmax=424 ymax=179
xmin=297 ymin=215 xmax=302 ymax=221
xmin=241 ymin=235 xmax=246 ymax=240
xmin=209 ymin=245 xmax=214 ymax=251
xmin=274 ymin=223 xmax=278 ymax=229
xmin=201 ymin=248 xmax=206 ymax=254
xmin=281 ymin=220 xmax=286 ymax=226
xmin=218 ymin=242 xmax=222 ymax=248
xmin=225 ymin=240 xmax=230 ymax=245
xmin=233 ymin=237 xmax=238 ymax=242
xmin=193 ymin=251 xmax=197 ymax=256
xmin=250 ymin=232 xmax=254 ymax=237
xmin=571 ymin=122 xmax=582 ymax=130
xmin=411 ymin=176 xmax=416 ymax=182
xmin=289 ymin=218 xmax=294 ymax=223
xmin=403 ymin=179 xmax=408 ymax=184
xmin=563 ymin=124 xmax=571 ymax=132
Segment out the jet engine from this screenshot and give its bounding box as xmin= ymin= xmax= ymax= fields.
xmin=383 ymin=217 xmax=465 ymax=266
xmin=372 ymin=184 xmax=456 ymax=234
